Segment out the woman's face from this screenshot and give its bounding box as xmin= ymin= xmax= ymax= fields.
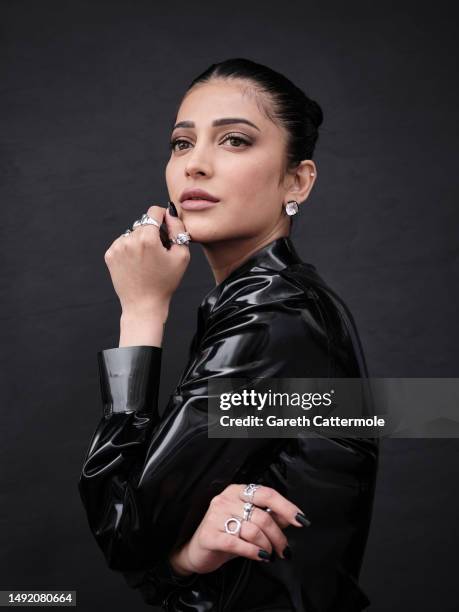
xmin=165 ymin=79 xmax=293 ymax=244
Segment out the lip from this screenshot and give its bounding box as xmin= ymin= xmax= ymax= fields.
xmin=180 ymin=188 xmax=220 ymax=203
xmin=181 ymin=199 xmax=218 ymax=211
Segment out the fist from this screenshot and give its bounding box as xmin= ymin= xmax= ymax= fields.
xmin=103 ymin=204 xmax=191 ymax=317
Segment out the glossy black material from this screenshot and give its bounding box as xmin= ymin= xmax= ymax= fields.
xmin=78 ymin=236 xmax=379 ymax=611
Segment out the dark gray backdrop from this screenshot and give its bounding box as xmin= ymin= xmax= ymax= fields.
xmin=1 ymin=1 xmax=458 ymax=610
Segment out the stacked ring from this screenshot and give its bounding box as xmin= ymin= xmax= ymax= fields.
xmin=242 ymin=502 xmax=255 ymax=521
xmin=242 ymin=483 xmax=261 ymax=503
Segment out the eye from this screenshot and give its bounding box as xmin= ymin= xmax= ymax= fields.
xmin=169 ymin=138 xmax=191 ymax=152
xmin=220 ymin=133 xmax=251 ymax=147
xmin=169 ymin=133 xmax=252 ymax=153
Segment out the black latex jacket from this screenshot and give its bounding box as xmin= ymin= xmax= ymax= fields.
xmin=78 ymin=236 xmax=379 ymax=612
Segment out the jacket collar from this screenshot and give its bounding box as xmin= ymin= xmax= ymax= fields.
xmin=199 ymin=236 xmax=309 ymax=314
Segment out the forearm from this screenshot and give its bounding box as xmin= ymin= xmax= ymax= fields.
xmin=119 ymin=303 xmax=169 ymax=347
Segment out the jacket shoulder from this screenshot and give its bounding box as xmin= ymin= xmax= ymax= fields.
xmin=209 ymin=265 xmax=310 ymax=315
xmin=213 ymin=262 xmax=368 ymax=378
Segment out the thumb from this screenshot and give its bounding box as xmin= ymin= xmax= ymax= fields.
xmin=165 ymin=200 xmax=191 ymax=246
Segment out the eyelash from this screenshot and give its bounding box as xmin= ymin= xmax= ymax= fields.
xmin=169 ymin=133 xmax=252 ymax=152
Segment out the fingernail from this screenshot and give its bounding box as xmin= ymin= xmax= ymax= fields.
xmin=258 ymin=549 xmax=271 ymax=561
xmin=283 ymin=545 xmax=292 ymax=560
xmin=295 ymin=512 xmax=311 ymax=527
xmin=168 ymin=200 xmax=178 ymax=217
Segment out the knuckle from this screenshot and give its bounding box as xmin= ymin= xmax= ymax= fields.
xmin=230 ymin=483 xmax=241 ymax=495
xmin=147 ymin=205 xmax=162 ymax=217
xmin=210 ymin=495 xmax=222 ymax=508
xmin=223 ymin=484 xmax=236 ymax=497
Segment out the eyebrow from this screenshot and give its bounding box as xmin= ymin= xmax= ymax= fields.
xmin=171 ymin=117 xmax=261 ymax=132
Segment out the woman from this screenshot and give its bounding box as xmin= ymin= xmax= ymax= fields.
xmin=78 ymin=58 xmax=379 ymax=611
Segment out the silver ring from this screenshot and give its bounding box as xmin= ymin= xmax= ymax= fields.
xmin=140 ymin=213 xmax=161 ymax=229
xmin=242 ymin=483 xmax=260 ymax=503
xmin=171 ymin=231 xmax=191 ymax=246
xmin=265 ymin=507 xmax=272 ymax=514
xmin=122 ymin=229 xmax=132 ymax=237
xmin=224 ymin=517 xmax=242 ymax=536
xmin=242 ymin=502 xmax=254 ymax=522
xmin=132 ymin=218 xmax=142 ymax=230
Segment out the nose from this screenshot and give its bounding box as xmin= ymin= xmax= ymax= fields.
xmin=185 ymin=143 xmax=213 ymax=179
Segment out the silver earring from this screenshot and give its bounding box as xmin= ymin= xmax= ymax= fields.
xmin=284 ymin=200 xmax=299 ymax=216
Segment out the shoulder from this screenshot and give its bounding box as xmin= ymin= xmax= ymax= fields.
xmin=210 ymin=267 xmax=309 ymax=315
xmin=199 ymin=267 xmax=328 ymax=374
xmin=207 ymin=263 xmax=334 ymax=331
xmin=204 ymin=263 xmax=366 ymax=378
xmin=206 ymin=268 xmax=308 ymax=334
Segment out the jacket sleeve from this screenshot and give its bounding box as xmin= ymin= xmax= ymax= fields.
xmin=77 ymin=274 xmax=327 ymax=603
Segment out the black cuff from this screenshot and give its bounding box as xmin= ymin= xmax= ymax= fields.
xmin=124 ymin=557 xmax=199 ymax=607
xmin=97 ymin=346 xmax=162 ymax=418
xmin=152 ymin=558 xmax=198 ymax=588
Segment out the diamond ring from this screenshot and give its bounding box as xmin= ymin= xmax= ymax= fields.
xmin=171 ymin=231 xmax=191 ymax=246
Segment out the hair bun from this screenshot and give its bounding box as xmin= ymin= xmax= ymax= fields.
xmin=308 ymin=100 xmax=324 ymax=129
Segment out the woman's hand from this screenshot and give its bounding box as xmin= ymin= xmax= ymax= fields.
xmin=104 ymin=204 xmax=191 ymax=322
xmin=169 ymin=483 xmax=309 ymax=576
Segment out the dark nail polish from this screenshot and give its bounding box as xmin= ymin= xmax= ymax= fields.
xmin=168 ymin=200 xmax=178 ymax=217
xmin=295 ymin=512 xmax=311 ymax=527
xmin=258 ymin=549 xmax=271 ymax=561
xmin=283 ymin=546 xmax=292 ymax=560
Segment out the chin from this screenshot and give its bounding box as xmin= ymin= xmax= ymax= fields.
xmin=178 ymin=217 xmax=223 ymax=244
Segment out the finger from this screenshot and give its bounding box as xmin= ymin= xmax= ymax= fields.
xmin=235 ymin=483 xmax=311 ymax=528
xmin=209 ymin=514 xmax=272 ymax=555
xmin=134 ymin=205 xmax=169 ymax=249
xmin=229 ymin=503 xmax=288 ymax=559
xmin=206 ymin=497 xmax=274 ymax=559
xmin=164 ymin=200 xmax=191 ymax=249
xmin=223 ymin=484 xmax=293 ymax=531
xmin=214 ymin=531 xmax=273 ymax=564
xmin=238 ymin=519 xmax=273 ymax=557
xmin=140 ymin=205 xmax=166 ymax=236
xmin=248 ymin=505 xmax=289 ymax=531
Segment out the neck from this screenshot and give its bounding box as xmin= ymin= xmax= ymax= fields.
xmin=202 ymin=222 xmax=291 ymax=286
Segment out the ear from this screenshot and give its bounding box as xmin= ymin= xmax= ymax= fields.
xmin=284 ymin=160 xmax=317 ymax=204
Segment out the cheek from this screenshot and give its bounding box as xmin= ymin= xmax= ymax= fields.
xmin=165 ymin=161 xmax=175 ymax=192
xmin=166 ymin=149 xmax=283 ymax=242
xmin=222 ymin=155 xmax=281 ymax=203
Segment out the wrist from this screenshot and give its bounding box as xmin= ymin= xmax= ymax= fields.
xmin=168 ymin=544 xmax=195 ymax=577
xmin=121 ymin=300 xmax=170 ymax=324
xmin=119 ymin=307 xmax=168 ymax=348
